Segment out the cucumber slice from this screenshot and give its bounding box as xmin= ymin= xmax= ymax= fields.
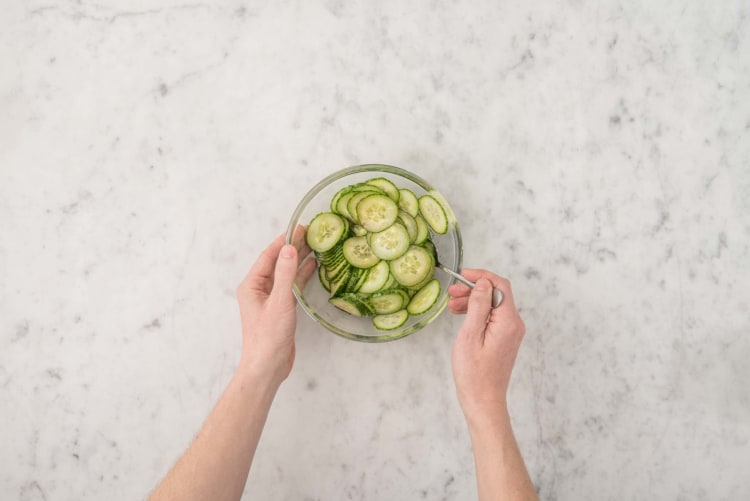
xmin=428 ymin=189 xmax=457 ymax=227
xmin=351 ymin=224 xmax=368 ymax=237
xmin=356 ymin=194 xmax=399 ymax=233
xmin=421 ymin=240 xmax=438 ymax=263
xmin=414 ymin=215 xmax=429 ymax=244
xmin=318 ymin=265 xmax=331 ymax=292
xmin=378 ymin=273 xmax=396 ymax=292
xmin=342 ymin=236 xmax=380 ymax=269
xmin=418 ymin=195 xmax=448 ymax=234
xmin=367 ymin=222 xmax=410 ymax=260
xmin=397 ymin=210 xmax=418 ymax=243
xmin=329 ymin=294 xmax=374 ymax=316
xmin=347 ymin=191 xmax=375 ymax=224
xmin=389 ymin=245 xmax=435 ymax=287
xmin=326 ymin=257 xmax=350 ymax=281
xmin=315 ymin=243 xmax=345 ymax=269
xmin=330 ymin=186 xmax=352 ymax=214
xmin=306 ymin=212 xmax=348 ymax=252
xmin=406 ymin=279 xmax=441 ymax=315
xmin=358 ymin=260 xmax=390 ymax=294
xmin=336 ymin=192 xmax=356 ymax=221
xmin=368 ymin=289 xmax=406 ymax=314
xmin=345 ymin=266 xmax=369 ymax=293
xmin=372 ymin=309 xmax=409 ymax=331
xmin=406 ymin=273 xmax=435 ymax=292
xmin=350 ymin=183 xmax=384 ymax=193
xmin=393 ymin=288 xmax=411 ymax=305
xmin=328 ymin=267 xmax=352 ymax=297
xmin=398 ymin=189 xmax=419 ymax=217
xmin=366 ymin=177 xmax=400 ymax=203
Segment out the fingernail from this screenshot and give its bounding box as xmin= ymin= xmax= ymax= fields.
xmin=280 ymin=245 xmax=295 ymax=259
xmin=474 ymin=278 xmax=489 ymax=292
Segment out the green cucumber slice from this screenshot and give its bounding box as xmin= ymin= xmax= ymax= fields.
xmin=368 ymin=289 xmax=406 ymax=314
xmin=306 ymin=212 xmax=348 ymax=252
xmin=342 ymin=236 xmax=380 ymax=269
xmin=315 ymin=242 xmax=345 ymax=269
xmin=318 ymin=265 xmax=331 ymax=292
xmin=378 ymin=273 xmax=396 ymax=292
xmin=351 ymin=224 xmax=368 ymax=237
xmin=367 ymin=223 xmax=410 ymax=260
xmin=350 ymin=183 xmax=384 ymax=193
xmin=398 ymin=189 xmax=419 ymax=217
xmin=358 ymin=260 xmax=390 ymax=294
xmin=366 ymin=177 xmax=400 ymax=203
xmin=329 ymin=294 xmax=374 ymax=316
xmin=406 ymin=279 xmax=441 ymax=315
xmin=389 ymin=245 xmax=435 ymax=287
xmin=372 ymin=309 xmax=409 ymax=331
xmin=328 ymin=267 xmax=352 ymax=296
xmin=421 ymin=240 xmax=438 ymax=263
xmin=418 ymin=194 xmax=448 ymax=234
xmin=356 ymin=194 xmax=399 ymax=233
xmin=330 ymin=186 xmax=352 ymax=214
xmin=336 ymin=192 xmax=356 ymax=221
xmin=345 ymin=266 xmax=369 ymax=293
xmin=414 ymin=215 xmax=429 ymax=244
xmin=325 ymin=257 xmax=350 ymax=281
xmin=347 ymin=191 xmax=374 ymax=224
xmin=397 ymin=210 xmax=418 ymax=243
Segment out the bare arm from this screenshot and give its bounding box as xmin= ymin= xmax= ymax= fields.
xmin=448 ymin=270 xmax=538 ymax=501
xmin=149 ymin=229 xmax=315 ymax=501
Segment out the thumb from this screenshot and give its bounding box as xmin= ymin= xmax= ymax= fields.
xmin=270 ymin=244 xmax=298 ymax=309
xmin=462 ymin=278 xmax=493 ymax=341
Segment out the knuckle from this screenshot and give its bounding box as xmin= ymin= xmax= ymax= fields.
xmin=515 ymin=317 xmax=526 ymax=337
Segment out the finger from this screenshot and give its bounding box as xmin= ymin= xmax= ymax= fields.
xmin=448 ymin=283 xmax=471 ymax=298
xmin=270 ymin=244 xmax=299 ymax=309
xmin=448 ymin=296 xmax=468 ymax=314
xmin=462 ymin=278 xmax=493 ymax=344
xmin=295 ymin=255 xmax=318 ymax=291
xmin=461 ymin=269 xmax=515 ymax=308
xmin=237 ymin=233 xmax=286 ymax=297
xmin=290 ymin=224 xmax=309 ymax=254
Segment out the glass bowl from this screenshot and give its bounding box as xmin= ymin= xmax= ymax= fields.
xmin=286 ymin=164 xmax=462 ymax=342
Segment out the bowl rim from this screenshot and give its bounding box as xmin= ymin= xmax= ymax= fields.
xmin=286 ymin=164 xmax=463 ymax=342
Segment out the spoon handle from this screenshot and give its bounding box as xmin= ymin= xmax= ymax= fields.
xmin=438 ymin=264 xmax=504 ymax=308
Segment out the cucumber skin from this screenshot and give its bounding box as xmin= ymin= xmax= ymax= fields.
xmin=418 ymin=195 xmax=448 ymax=235
xmin=372 ymin=310 xmax=409 ymax=331
xmin=406 ymin=279 xmax=441 ymax=315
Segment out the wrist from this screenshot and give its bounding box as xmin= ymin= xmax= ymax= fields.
xmin=461 ymin=400 xmax=511 ymax=436
xmin=233 ymin=363 xmax=283 ymax=401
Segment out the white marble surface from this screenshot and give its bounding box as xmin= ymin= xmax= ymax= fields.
xmin=2 ymin=0 xmax=749 ymax=499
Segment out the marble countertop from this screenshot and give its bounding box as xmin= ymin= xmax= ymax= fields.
xmin=2 ymin=1 xmax=749 ymax=499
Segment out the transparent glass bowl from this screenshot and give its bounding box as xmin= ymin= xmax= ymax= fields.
xmin=286 ymin=164 xmax=463 ymax=342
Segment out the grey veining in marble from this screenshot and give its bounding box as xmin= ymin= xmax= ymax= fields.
xmin=1 ymin=0 xmax=749 ymax=499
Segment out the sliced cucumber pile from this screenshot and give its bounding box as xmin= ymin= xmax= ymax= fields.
xmin=306 ymin=177 xmax=451 ymax=331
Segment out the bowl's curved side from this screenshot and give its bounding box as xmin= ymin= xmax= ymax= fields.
xmin=286 ymin=164 xmax=462 ymax=343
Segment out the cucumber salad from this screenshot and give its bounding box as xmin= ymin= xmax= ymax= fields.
xmin=305 ymin=177 xmax=451 ymax=331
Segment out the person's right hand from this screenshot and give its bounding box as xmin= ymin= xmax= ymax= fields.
xmin=448 ymin=269 xmax=526 ymax=423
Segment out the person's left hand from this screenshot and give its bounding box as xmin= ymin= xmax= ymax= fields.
xmin=235 ymin=226 xmax=316 ymax=388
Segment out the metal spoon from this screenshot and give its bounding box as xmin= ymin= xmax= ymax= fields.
xmin=438 ymin=263 xmax=504 ymax=308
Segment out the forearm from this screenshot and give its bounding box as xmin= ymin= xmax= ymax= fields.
xmin=149 ymin=368 xmax=279 ymax=501
xmin=466 ymin=406 xmax=538 ymax=501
